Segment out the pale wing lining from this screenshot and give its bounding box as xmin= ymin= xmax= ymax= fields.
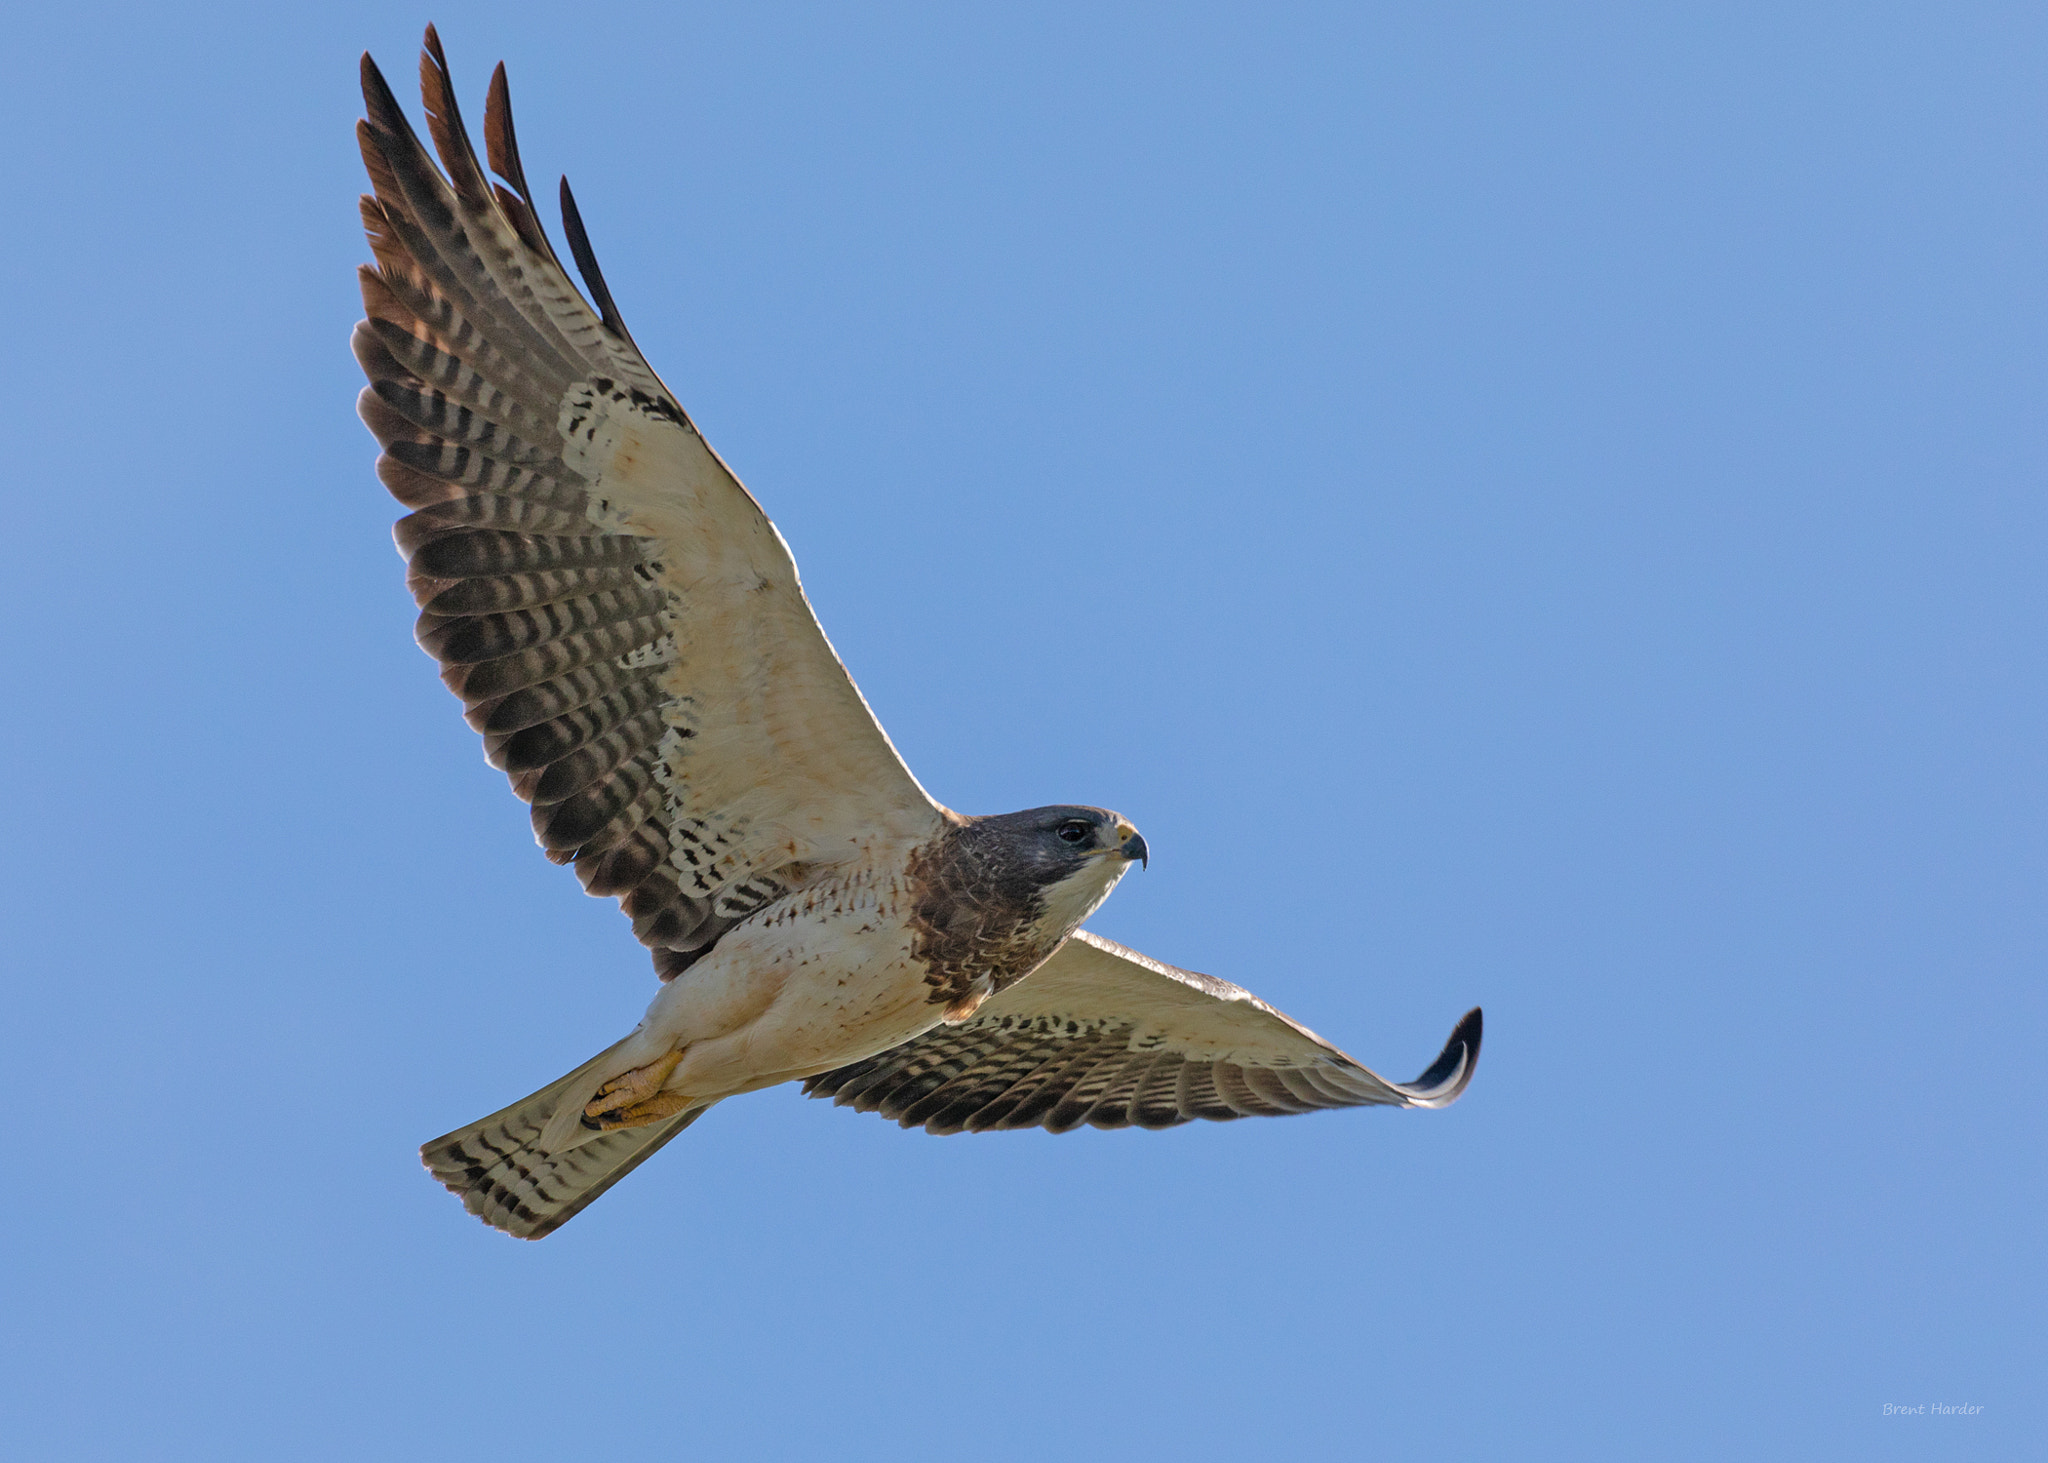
xmin=352 ymin=31 xmax=942 ymax=980
xmin=805 ymin=930 xmax=1483 ymax=1133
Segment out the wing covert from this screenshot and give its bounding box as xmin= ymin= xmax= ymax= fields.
xmin=803 ymin=930 xmax=1483 ymax=1134
xmin=352 ymin=31 xmax=945 ymax=980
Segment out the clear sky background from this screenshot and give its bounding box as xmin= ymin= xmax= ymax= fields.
xmin=2 ymin=3 xmax=2040 ymax=1459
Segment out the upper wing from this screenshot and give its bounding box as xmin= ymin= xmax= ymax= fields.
xmin=351 ymin=31 xmax=944 ymax=978
xmin=804 ymin=930 xmax=1482 ymax=1133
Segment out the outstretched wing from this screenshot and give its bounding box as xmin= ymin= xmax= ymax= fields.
xmin=804 ymin=930 xmax=1482 ymax=1133
xmin=352 ymin=31 xmax=944 ymax=978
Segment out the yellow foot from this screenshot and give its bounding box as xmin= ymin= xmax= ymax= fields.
xmin=593 ymin=1092 xmax=696 ymax=1131
xmin=584 ymin=1049 xmax=684 ymax=1127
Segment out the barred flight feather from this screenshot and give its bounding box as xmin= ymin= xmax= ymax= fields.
xmin=805 ymin=931 xmax=1483 ymax=1134
xmin=485 ymin=677 xmax=669 ymax=771
xmin=571 ymin=825 xmax=666 ymax=895
xmin=353 ymin=32 xmax=939 ymax=981
xmin=361 ymin=318 xmax=544 ymax=427
xmin=441 ymin=617 xmax=670 ymax=702
xmin=469 ymin=660 xmax=664 ymax=737
xmin=416 ymin=585 xmax=664 ymax=663
xmin=425 ymin=563 xmax=648 ymax=617
xmin=518 ymin=708 xmax=669 ymax=803
xmin=395 ymin=504 xmax=593 ymax=561
xmin=536 ymin=754 xmax=659 ymax=849
xmin=359 ymin=262 xmax=567 ymax=415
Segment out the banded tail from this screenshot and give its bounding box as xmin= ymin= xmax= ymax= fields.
xmin=421 ymin=1043 xmax=710 ymax=1239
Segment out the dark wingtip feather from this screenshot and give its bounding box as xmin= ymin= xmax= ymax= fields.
xmin=1404 ymin=1006 xmax=1483 ymax=1106
xmin=417 ymin=25 xmax=493 ymax=211
xmin=420 ymin=25 xmax=461 ymax=137
xmin=484 ymin=63 xmax=529 ymax=195
xmin=558 ymin=175 xmax=636 ymax=344
xmin=359 ymin=49 xmax=409 ymax=139
xmin=359 ymin=46 xmax=452 ymax=219
xmin=482 ymin=62 xmax=566 ymax=261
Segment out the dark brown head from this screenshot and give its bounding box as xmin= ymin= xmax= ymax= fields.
xmin=910 ymin=805 xmax=1148 ymax=1008
xmin=945 ymin=805 xmax=1146 ymax=937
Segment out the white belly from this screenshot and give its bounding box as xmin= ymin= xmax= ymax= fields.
xmin=632 ymin=863 xmax=946 ymax=1099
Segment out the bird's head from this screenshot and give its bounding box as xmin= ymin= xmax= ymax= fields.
xmin=964 ymin=804 xmax=1148 ymax=937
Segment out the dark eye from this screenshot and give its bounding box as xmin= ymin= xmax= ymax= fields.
xmin=1055 ymin=820 xmax=1092 ymax=845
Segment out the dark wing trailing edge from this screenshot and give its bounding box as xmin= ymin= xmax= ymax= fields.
xmin=804 ymin=930 xmax=1483 ymax=1134
xmin=351 ymin=29 xmax=941 ymax=982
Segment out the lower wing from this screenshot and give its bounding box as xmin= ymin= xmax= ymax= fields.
xmin=803 ymin=930 xmax=1481 ymax=1135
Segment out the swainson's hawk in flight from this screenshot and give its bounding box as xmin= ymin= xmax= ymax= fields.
xmin=352 ymin=29 xmax=1482 ymax=1239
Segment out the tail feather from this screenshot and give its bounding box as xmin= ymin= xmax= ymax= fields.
xmin=422 ymin=1045 xmax=710 ymax=1239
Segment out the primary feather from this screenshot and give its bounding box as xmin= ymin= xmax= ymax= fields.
xmin=354 ymin=29 xmax=940 ymax=984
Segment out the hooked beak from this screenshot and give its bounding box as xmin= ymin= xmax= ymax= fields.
xmin=1118 ymin=831 xmax=1149 ymax=869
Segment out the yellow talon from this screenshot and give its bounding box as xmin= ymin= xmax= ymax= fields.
xmin=584 ymin=1049 xmax=683 ymax=1120
xmin=595 ymin=1092 xmax=697 ymax=1130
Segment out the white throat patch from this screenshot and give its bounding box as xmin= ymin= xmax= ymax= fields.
xmin=1032 ymin=857 xmax=1131 ymax=944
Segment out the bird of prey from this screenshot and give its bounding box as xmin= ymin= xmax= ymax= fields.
xmin=351 ymin=29 xmax=1483 ymax=1239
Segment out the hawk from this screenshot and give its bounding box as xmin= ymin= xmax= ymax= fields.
xmin=352 ymin=30 xmax=1483 ymax=1239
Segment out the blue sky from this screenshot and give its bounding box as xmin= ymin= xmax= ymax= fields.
xmin=2 ymin=3 xmax=2039 ymax=1458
